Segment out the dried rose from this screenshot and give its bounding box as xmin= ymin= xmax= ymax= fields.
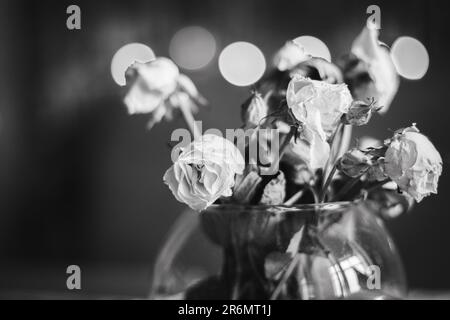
xmin=343 ymin=25 xmax=399 ymax=113
xmin=124 ymin=58 xmax=205 ymax=129
xmin=124 ymin=57 xmax=179 ymax=114
xmin=384 ymin=125 xmax=442 ymax=202
xmin=287 ymin=75 xmax=353 ymax=138
xmin=163 ymin=134 xmax=245 ymax=211
xmin=285 ymin=75 xmax=352 ymax=169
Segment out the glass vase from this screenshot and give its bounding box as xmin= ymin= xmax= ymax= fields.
xmin=153 ymin=201 xmax=407 ymax=300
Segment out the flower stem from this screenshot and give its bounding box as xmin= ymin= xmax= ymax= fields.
xmin=270 ymin=254 xmax=301 ymax=300
xmin=307 ymin=184 xmax=320 ymax=204
xmin=283 ymin=189 xmax=305 ymax=206
xmin=314 ymin=234 xmax=350 ymax=298
xmin=319 ymin=163 xmax=337 ymax=203
xmin=323 ymin=123 xmax=344 ymax=180
xmin=268 ymin=126 xmax=296 ymax=176
xmin=179 ymin=103 xmax=201 ymax=140
xmin=337 ymin=125 xmax=353 ymax=158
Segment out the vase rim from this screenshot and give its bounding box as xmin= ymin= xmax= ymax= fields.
xmin=202 ymin=199 xmax=361 ymax=213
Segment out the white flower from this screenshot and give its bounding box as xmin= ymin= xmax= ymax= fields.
xmin=287 ymin=75 xmax=353 ymax=139
xmin=124 ymin=57 xmax=179 ymax=114
xmin=124 ymin=58 xmax=206 ymax=129
xmin=163 ymin=134 xmax=245 ymax=211
xmin=285 ymin=75 xmax=352 ymax=170
xmin=273 ymin=41 xmax=311 ymax=71
xmin=350 ymin=25 xmax=399 ymax=113
xmin=384 ymin=125 xmax=442 ymax=202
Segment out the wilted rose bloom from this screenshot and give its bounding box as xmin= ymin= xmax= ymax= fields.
xmin=124 ymin=58 xmax=205 ymax=129
xmin=163 ymin=134 xmax=245 ymax=211
xmin=147 ymin=91 xmax=197 ymax=129
xmin=338 ymin=148 xmax=372 ymax=178
xmin=241 ymin=92 xmax=268 ymax=128
xmin=287 ymin=75 xmax=353 ymax=138
xmin=384 ymin=125 xmax=443 ymax=202
xmin=344 ymin=100 xmax=379 ymax=126
xmin=273 ymin=41 xmax=311 ymax=71
xmin=124 ymin=57 xmax=180 ymax=114
xmin=345 ymin=25 xmax=399 ymax=113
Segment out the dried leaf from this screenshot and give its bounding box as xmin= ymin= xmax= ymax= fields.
xmin=259 ymin=171 xmax=286 ymax=205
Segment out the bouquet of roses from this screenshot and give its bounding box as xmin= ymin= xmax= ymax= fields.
xmin=121 ymin=22 xmax=444 ymax=300
xmin=123 ymin=24 xmax=442 ymax=216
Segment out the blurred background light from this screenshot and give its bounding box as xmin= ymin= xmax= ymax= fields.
xmin=169 ymin=26 xmax=216 ymax=71
xmin=293 ymin=35 xmax=331 ymax=62
xmin=391 ymin=36 xmax=429 ymax=80
xmin=111 ymin=43 xmax=155 ymax=86
xmin=218 ymin=41 xmax=266 ymax=87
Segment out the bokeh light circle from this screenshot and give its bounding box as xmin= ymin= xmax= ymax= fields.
xmin=391 ymin=36 xmax=429 ymax=80
xmin=218 ymin=42 xmax=266 ymax=87
xmin=293 ymin=36 xmax=331 ymax=62
xmin=111 ymin=43 xmax=155 ymax=86
xmin=169 ymin=26 xmax=217 ymax=71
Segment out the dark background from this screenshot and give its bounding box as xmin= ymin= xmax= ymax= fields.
xmin=0 ymin=0 xmax=449 ymax=298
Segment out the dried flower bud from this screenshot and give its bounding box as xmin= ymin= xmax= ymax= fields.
xmin=344 ymin=99 xmax=379 ymax=126
xmin=337 ymin=148 xmax=372 ymax=178
xmin=241 ymin=92 xmax=268 ymax=128
xmin=366 ymin=158 xmax=386 ymax=181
